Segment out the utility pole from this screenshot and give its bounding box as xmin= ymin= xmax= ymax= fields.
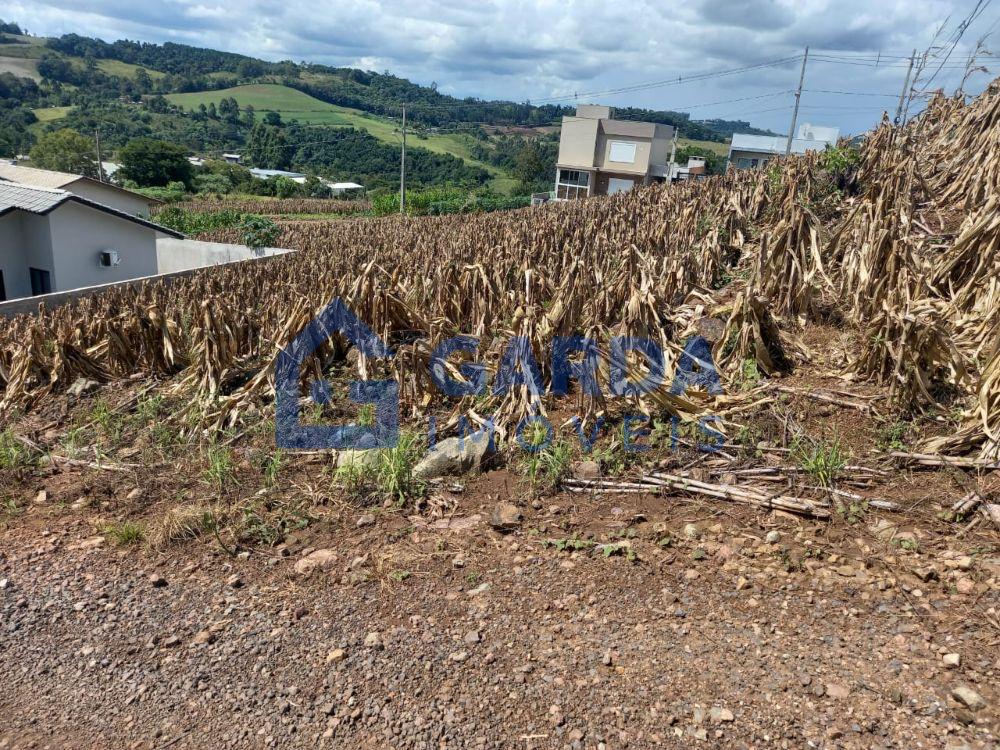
xmin=399 ymin=104 xmax=407 ymax=215
xmin=785 ymin=47 xmax=809 ymax=157
xmin=895 ymin=50 xmax=917 ymax=125
xmin=94 ymin=128 xmax=106 ymax=182
xmin=668 ymin=127 xmax=678 ymax=181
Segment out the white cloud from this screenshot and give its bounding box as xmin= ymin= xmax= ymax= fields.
xmin=5 ymin=0 xmax=996 ymax=133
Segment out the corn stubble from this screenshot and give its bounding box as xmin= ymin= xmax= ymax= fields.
xmin=2 ymin=83 xmax=1000 ymax=458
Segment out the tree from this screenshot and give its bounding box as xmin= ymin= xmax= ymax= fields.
xmin=0 ymin=128 xmax=14 ymax=158
xmin=118 ymin=137 xmax=192 ymax=187
xmin=676 ymin=145 xmax=726 ymax=176
xmin=236 ymin=59 xmax=265 ymax=79
xmin=218 ymin=96 xmax=239 ymax=123
xmin=273 ymin=175 xmax=298 ymax=198
xmin=135 ymin=67 xmax=152 ymax=92
xmin=513 ymin=142 xmax=551 ymax=194
xmin=29 ymin=128 xmax=98 ymax=176
xmin=246 ymin=123 xmax=289 ymax=170
xmin=145 ymin=94 xmax=170 ymax=114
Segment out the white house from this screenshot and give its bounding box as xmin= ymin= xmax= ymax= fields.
xmin=328 ymin=181 xmax=365 ymax=196
xmin=0 ymin=182 xmax=182 ymax=301
xmin=0 ymin=163 xmax=159 ymax=218
xmin=728 ymin=123 xmax=841 ymax=170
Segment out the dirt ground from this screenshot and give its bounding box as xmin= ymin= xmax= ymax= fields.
xmin=0 ymin=372 xmax=998 ymax=750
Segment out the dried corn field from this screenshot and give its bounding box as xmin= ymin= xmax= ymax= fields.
xmin=158 ymin=197 xmax=367 ymax=217
xmin=4 ymin=82 xmax=1000 ymax=459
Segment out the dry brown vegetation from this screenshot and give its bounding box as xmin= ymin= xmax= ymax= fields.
xmin=161 ymin=197 xmax=367 ymax=216
xmin=2 ymin=85 xmax=1000 ymax=461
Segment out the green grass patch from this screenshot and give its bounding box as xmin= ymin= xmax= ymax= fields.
xmin=103 ymin=520 xmax=146 ymax=546
xmin=0 ymin=429 xmax=33 ymax=472
xmin=793 ymin=437 xmax=847 ymax=488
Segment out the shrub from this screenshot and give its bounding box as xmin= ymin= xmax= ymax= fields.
xmin=240 ymin=214 xmax=280 ymax=248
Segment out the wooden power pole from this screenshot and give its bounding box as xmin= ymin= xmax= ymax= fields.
xmin=785 ymin=47 xmax=809 ymax=156
xmin=895 ymin=50 xmax=917 ymax=124
xmin=399 ymin=105 xmax=407 ymax=215
xmin=94 ymin=129 xmax=106 ymax=182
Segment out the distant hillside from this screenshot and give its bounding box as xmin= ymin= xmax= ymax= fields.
xmin=0 ymin=20 xmax=776 ymax=191
xmin=36 ymin=30 xmax=775 ymax=141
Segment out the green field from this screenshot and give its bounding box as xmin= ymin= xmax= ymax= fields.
xmin=32 ymin=106 xmax=72 ymax=122
xmin=678 ymin=137 xmax=730 ymax=157
xmin=166 ymin=84 xmax=514 ymax=191
xmin=93 ymin=59 xmax=166 ymax=80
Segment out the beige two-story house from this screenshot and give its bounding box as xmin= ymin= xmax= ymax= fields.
xmin=554 ymin=105 xmax=675 ymax=200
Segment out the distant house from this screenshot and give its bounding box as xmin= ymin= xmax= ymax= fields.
xmin=328 ymin=181 xmax=365 ymax=196
xmin=669 ymin=156 xmax=709 ymax=182
xmin=0 ymin=182 xmax=182 ymax=301
xmin=249 ymin=168 xmax=308 ymax=184
xmin=188 ymin=156 xmax=206 ymax=168
xmin=101 ymin=161 xmax=122 ymax=180
xmin=728 ymin=123 xmax=840 ymax=170
xmin=554 ymin=105 xmax=675 ymax=200
xmin=222 ymin=153 xmax=242 ymax=164
xmin=0 ymin=163 xmax=159 ymax=218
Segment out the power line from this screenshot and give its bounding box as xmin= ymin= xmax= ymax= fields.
xmin=803 ymin=89 xmax=899 ymax=97
xmin=921 ymin=0 xmax=993 ymax=90
xmin=399 ymin=55 xmax=804 ymax=112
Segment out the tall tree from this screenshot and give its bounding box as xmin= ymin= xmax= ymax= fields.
xmin=29 ymin=128 xmax=98 ymax=176
xmin=118 ymin=137 xmax=192 ymax=187
xmin=246 ymin=123 xmax=289 ymax=170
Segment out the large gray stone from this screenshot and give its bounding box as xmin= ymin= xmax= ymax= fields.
xmin=413 ymin=435 xmax=493 ymax=479
xmin=332 ymin=449 xmax=380 ymax=470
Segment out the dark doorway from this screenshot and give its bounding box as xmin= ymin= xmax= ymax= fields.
xmin=29 ymin=267 xmax=51 ymax=295
xmin=0 ymin=270 xmax=5 ymax=301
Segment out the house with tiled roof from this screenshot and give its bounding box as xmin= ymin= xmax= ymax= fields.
xmin=0 ymin=162 xmax=159 ymax=218
xmin=0 ymin=181 xmax=181 ymax=300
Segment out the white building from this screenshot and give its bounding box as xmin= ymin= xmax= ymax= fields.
xmin=0 ymin=163 xmax=159 ymax=218
xmin=728 ymin=123 xmax=841 ymax=170
xmin=0 ymin=182 xmax=181 ymax=301
xmin=328 ymin=181 xmax=365 ymax=196
xmin=249 ymin=168 xmax=308 ymax=184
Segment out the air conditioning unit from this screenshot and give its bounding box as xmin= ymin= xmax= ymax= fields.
xmin=98 ymin=250 xmax=121 ymax=267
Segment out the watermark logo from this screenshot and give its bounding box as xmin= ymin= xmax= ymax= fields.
xmin=276 ymin=298 xmax=725 ymax=453
xmin=275 ymin=298 xmax=398 ymax=450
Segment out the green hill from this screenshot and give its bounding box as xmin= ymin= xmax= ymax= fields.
xmin=166 ymin=84 xmax=515 ymax=191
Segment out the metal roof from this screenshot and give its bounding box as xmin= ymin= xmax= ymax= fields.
xmin=0 ymin=182 xmax=183 ymax=238
xmin=249 ymin=168 xmax=306 ymax=179
xmin=0 ymin=181 xmax=67 ymax=212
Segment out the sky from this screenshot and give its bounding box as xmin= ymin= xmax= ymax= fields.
xmin=6 ymin=0 xmax=1000 ymax=135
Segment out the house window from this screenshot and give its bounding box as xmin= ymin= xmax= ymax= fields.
xmin=556 ymin=169 xmax=590 ymax=200
xmin=608 ymin=141 xmax=637 ymax=163
xmin=29 ymin=267 xmax=51 ymax=296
